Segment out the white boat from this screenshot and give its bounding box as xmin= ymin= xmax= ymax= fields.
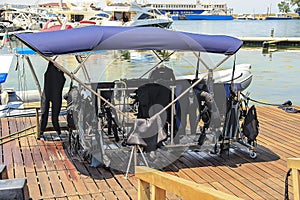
xmin=0 ymin=6 xmax=45 ymax=32
xmin=101 ymin=2 xmax=173 ymax=28
xmin=145 ymin=0 xmax=233 ymax=20
xmin=178 ymin=63 xmax=252 ymax=92
xmin=0 ymin=54 xmax=12 ymax=83
xmin=0 ymin=89 xmax=35 ymax=118
xmin=44 ymin=8 xmax=110 ymax=28
xmin=236 ymin=14 xmax=255 ymax=20
xmin=79 ymin=12 xmax=111 ymax=26
xmin=0 ymin=87 xmax=70 ymax=118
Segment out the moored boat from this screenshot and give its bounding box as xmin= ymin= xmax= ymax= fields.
xmin=145 ymin=0 xmax=233 ymax=20
xmin=265 ymin=13 xmax=293 ymax=20
xmin=178 ymin=63 xmax=252 ymax=92
xmin=101 ymin=2 xmax=173 ymax=28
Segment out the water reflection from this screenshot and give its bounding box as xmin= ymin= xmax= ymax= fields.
xmin=2 ymin=45 xmax=300 ymax=106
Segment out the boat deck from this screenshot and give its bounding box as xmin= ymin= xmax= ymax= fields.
xmin=0 ymin=106 xmax=299 ymax=200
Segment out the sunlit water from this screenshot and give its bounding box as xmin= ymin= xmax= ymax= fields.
xmin=2 ymin=20 xmax=300 ymax=105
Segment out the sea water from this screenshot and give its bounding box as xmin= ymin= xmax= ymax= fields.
xmin=1 ymin=20 xmax=300 ymax=105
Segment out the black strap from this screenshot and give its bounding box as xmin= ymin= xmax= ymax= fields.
xmin=68 ymin=79 xmax=74 ymax=92
xmin=284 ymin=168 xmax=292 ymax=200
xmin=230 ymin=54 xmax=237 ymax=91
xmin=240 ymin=92 xmax=292 ymax=107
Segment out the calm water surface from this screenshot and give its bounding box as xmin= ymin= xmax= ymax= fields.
xmin=172 ymin=20 xmax=300 ymax=37
xmin=2 ymin=20 xmax=300 ymax=105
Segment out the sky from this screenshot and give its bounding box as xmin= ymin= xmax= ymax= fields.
xmin=0 ymin=0 xmax=289 ymax=14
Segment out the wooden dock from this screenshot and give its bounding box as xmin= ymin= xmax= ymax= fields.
xmin=239 ymin=36 xmax=300 ymax=49
xmin=0 ymin=105 xmax=300 ymax=199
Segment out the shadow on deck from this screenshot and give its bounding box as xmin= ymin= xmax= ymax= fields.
xmin=0 ymin=105 xmax=299 ymax=199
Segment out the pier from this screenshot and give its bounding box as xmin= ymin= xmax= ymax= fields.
xmin=0 ymin=105 xmax=300 ymax=199
xmin=239 ymin=36 xmax=300 ymax=53
xmin=239 ymin=36 xmax=300 ymax=49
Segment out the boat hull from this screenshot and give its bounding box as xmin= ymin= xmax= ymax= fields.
xmin=172 ymin=14 xmax=233 ymax=20
xmin=178 ymin=63 xmax=252 ymax=92
xmin=265 ymin=17 xmax=292 ymax=20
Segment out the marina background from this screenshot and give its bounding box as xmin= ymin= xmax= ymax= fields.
xmin=0 ymin=0 xmax=284 ymax=14
xmin=1 ymin=19 xmax=300 ymax=106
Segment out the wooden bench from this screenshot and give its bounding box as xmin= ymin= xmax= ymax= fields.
xmin=287 ymin=158 xmax=300 ymax=200
xmin=23 ymin=101 xmax=68 ymax=139
xmin=135 ymin=166 xmax=243 ymax=200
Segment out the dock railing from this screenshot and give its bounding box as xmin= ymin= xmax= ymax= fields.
xmin=287 ymin=158 xmax=300 ymax=200
xmin=135 ymin=166 xmax=243 ymax=200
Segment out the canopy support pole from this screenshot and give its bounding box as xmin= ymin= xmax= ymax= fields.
xmin=191 ymin=52 xmax=233 ymax=92
xmin=213 ymin=55 xmax=232 ymax=70
xmin=74 ymin=54 xmax=91 ymax=82
xmin=192 ymin=52 xmax=232 ymax=71
xmin=195 ymin=51 xmax=200 ymax=79
xmin=139 ymin=50 xmax=176 ymax=79
xmin=25 ymin=56 xmax=42 ymax=97
xmin=39 ymin=55 xmax=127 ymax=118
xmin=73 ymin=53 xmax=92 ymax=74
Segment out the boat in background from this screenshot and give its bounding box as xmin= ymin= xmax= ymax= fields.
xmin=0 ymin=6 xmax=45 ymax=34
xmin=145 ymin=0 xmax=233 ymax=20
xmin=101 ymin=2 xmax=173 ymax=28
xmin=235 ymin=14 xmax=255 ymax=20
xmin=79 ymin=12 xmax=111 ymax=26
xmin=265 ymin=13 xmax=293 ymax=20
xmin=38 ymin=2 xmax=173 ymax=29
xmin=0 ymin=54 xmax=12 ymax=84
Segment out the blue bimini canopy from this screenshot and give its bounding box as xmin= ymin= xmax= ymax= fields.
xmin=15 ymin=26 xmax=243 ymax=57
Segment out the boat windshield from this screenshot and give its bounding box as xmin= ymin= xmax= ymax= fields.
xmin=138 ymin=13 xmax=155 ymax=20
xmin=150 ymin=9 xmax=163 ymax=16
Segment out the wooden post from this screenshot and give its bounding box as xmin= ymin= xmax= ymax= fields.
xmin=138 ymin=179 xmax=150 ymax=200
xmin=287 ymin=158 xmax=300 ymax=200
xmin=35 ymin=108 xmax=40 ymax=139
xmin=135 ymin=166 xmax=243 ymax=200
xmin=151 ymin=185 xmax=166 ymax=200
xmin=262 ymin=41 xmax=269 ymax=54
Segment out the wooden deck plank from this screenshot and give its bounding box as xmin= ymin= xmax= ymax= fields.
xmin=26 ymin=172 xmax=41 ymax=200
xmin=82 ymin=174 xmax=101 ymax=194
xmin=1 ymin=118 xmax=14 ymax=178
xmin=8 ymin=118 xmax=26 ymax=179
xmin=78 ymin=162 xmax=112 ymax=195
xmin=59 ymin=170 xmax=78 ymax=197
xmin=21 ymin=147 xmax=35 ymax=173
xmin=191 ymin=147 xmax=287 ymax=199
xmin=98 ymin=167 xmax=128 ymax=194
xmin=210 ymin=181 xmax=236 ymax=197
xmin=48 ymin=170 xmax=66 ymax=197
xmin=102 ymin=191 xmax=117 ymax=199
xmin=67 ymin=171 xmax=90 ymax=195
xmin=91 ymin=193 xmax=105 ymax=200
xmin=0 ymin=106 xmax=300 ymax=199
xmin=37 ymin=171 xmax=55 ymax=198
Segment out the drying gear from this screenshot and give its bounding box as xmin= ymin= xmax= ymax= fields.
xmin=40 ymin=61 xmax=66 ymax=134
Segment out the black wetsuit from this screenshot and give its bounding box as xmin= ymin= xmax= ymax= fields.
xmin=40 ymin=62 xmax=66 ymax=135
xmin=136 ymin=83 xmax=171 ymax=152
